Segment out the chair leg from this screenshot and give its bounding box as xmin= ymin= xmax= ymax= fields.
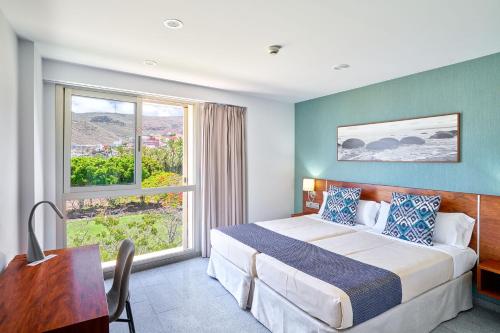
xmin=125 ymin=300 xmax=136 ymax=333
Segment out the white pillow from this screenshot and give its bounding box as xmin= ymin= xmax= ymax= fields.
xmin=433 ymin=212 xmax=475 ymax=248
xmin=355 ymin=200 xmax=380 ymax=226
xmin=373 ymin=201 xmax=391 ymax=233
xmin=318 ymin=191 xmax=328 ymax=216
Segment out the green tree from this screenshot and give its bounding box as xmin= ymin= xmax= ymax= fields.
xmin=68 ymin=137 xmax=185 ymax=261
xmin=71 ymin=154 xmax=134 ymax=186
xmin=71 ymin=138 xmax=183 ymax=187
xmin=142 ymin=138 xmax=183 ymax=175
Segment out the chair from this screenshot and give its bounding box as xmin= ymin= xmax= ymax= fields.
xmin=107 ymin=239 xmax=136 ymax=333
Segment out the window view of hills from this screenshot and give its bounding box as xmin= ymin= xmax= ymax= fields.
xmin=67 ymin=96 xmax=187 ymax=262
xmin=69 ymin=97 xmax=184 ymax=186
xmin=71 ymin=112 xmax=183 ymax=155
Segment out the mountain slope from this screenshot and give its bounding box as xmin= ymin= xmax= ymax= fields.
xmin=71 ymin=112 xmax=183 ymax=145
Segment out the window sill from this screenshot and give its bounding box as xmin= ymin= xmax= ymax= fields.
xmin=102 ymin=247 xmax=200 ymax=278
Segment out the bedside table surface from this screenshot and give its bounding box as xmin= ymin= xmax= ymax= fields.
xmin=291 ymin=212 xmax=314 ymax=217
xmin=478 ymin=259 xmax=500 ymax=274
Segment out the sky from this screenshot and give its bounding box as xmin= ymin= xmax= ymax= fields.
xmin=338 ymin=114 xmax=458 ymax=138
xmin=71 ymin=95 xmax=183 ymax=117
xmin=143 ymin=101 xmax=183 ymax=117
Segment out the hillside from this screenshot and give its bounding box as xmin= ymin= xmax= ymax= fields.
xmin=71 ymin=112 xmax=183 ymax=145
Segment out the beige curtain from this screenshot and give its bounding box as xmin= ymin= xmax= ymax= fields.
xmin=200 ymin=103 xmax=247 ymax=257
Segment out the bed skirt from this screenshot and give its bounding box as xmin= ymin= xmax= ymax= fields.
xmin=207 ymin=248 xmax=253 ymax=309
xmin=251 ymin=271 xmax=472 ymax=333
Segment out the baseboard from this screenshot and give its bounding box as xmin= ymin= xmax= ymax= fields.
xmin=474 ymin=296 xmax=500 ymax=314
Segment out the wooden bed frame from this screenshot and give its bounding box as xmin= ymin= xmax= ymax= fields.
xmin=302 ymin=179 xmax=500 ymax=299
xmin=302 ymin=179 xmax=479 ymax=251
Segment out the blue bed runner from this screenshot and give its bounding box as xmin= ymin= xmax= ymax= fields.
xmin=217 ymin=223 xmax=402 ymax=325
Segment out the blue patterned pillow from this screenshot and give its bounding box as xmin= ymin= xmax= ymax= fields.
xmin=321 ymin=186 xmax=361 ymax=226
xmin=382 ymin=192 xmax=441 ymax=246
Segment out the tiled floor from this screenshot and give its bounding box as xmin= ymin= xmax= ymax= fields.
xmin=107 ymin=257 xmax=500 ymax=333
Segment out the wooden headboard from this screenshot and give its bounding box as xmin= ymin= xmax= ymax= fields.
xmin=302 ymin=179 xmax=500 ymax=256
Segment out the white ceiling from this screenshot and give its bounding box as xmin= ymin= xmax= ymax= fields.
xmin=1 ymin=0 xmax=500 ymax=103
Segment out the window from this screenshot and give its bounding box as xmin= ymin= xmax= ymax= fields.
xmin=65 ymin=192 xmax=191 ymax=262
xmin=65 ymin=90 xmax=140 ymax=191
xmin=141 ymin=101 xmax=186 ymax=187
xmin=60 ymin=87 xmax=195 ymax=263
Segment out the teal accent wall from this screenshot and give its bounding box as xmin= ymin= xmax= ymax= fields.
xmin=295 ymin=53 xmax=500 ymax=212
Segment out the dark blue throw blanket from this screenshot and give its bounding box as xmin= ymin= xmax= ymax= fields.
xmin=217 ymin=223 xmax=402 ymax=325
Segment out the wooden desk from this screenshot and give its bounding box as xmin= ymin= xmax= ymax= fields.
xmin=0 ymin=245 xmax=109 ymax=333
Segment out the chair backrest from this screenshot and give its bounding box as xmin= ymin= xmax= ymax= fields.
xmin=108 ymin=239 xmax=135 ymax=320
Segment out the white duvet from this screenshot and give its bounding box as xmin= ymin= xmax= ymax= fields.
xmin=256 ymin=230 xmax=477 ymax=329
xmin=210 ymin=215 xmax=366 ymax=276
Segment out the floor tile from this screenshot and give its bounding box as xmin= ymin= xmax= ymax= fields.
xmin=157 ymin=307 xmax=203 ymax=332
xmin=137 ymin=269 xmax=170 ymax=287
xmin=145 ymin=284 xmax=186 ymax=313
xmin=106 ymin=257 xmax=500 ymax=333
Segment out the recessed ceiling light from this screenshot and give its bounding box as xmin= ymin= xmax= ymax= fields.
xmin=268 ymin=45 xmax=282 ymax=55
xmin=144 ymin=59 xmax=158 ymax=66
xmin=163 ymin=19 xmax=184 ymax=30
xmin=333 ymin=64 xmax=350 ymax=70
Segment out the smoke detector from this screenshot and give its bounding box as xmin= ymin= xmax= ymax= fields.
xmin=333 ymin=64 xmax=350 ymax=70
xmin=268 ymin=45 xmax=282 ymax=55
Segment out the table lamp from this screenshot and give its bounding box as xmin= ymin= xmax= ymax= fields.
xmin=303 ymin=178 xmax=316 ymax=201
xmin=28 ymin=201 xmax=64 ymax=263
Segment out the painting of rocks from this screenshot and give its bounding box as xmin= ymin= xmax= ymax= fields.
xmin=337 ymin=113 xmax=459 ymax=162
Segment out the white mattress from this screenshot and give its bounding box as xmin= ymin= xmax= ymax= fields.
xmin=255 ymin=230 xmax=477 ymax=329
xmin=364 ymin=228 xmax=478 ymax=279
xmin=210 ymin=215 xmax=366 ymax=276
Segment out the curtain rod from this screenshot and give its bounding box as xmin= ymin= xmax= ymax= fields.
xmin=202 ymin=102 xmax=247 ymax=109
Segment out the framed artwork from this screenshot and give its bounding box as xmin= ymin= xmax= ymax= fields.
xmin=337 ymin=113 xmax=460 ymax=162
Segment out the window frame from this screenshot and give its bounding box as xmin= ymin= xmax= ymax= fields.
xmin=58 ymin=85 xmax=197 ymax=256
xmin=63 ymin=88 xmax=142 ymax=193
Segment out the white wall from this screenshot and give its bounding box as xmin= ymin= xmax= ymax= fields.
xmin=0 ymin=10 xmax=19 ymax=270
xmin=42 ymin=59 xmax=295 ymax=248
xmin=18 ymin=39 xmax=45 ymax=252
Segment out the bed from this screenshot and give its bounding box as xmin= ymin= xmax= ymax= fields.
xmin=251 ymin=272 xmax=472 ymax=333
xmin=207 ymin=214 xmax=368 ymax=307
xmin=252 ymin=230 xmax=477 ymax=331
xmin=207 ymin=179 xmax=483 ymax=332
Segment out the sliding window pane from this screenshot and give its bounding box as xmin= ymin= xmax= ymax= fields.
xmin=141 ymin=101 xmax=184 ymax=188
xmin=66 ymin=193 xmax=186 ymax=262
xmin=70 ymin=95 xmax=136 ymax=187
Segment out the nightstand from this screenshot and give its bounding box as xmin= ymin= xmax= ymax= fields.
xmin=477 ymin=259 xmax=500 ymax=300
xmin=291 ymin=212 xmax=314 ymax=217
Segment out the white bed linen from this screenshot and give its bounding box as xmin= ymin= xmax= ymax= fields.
xmin=207 ymin=249 xmax=253 ymax=308
xmin=365 ymin=228 xmax=478 ymax=278
xmin=255 ymin=230 xmax=472 ymax=329
xmin=210 ymin=215 xmax=366 ymax=276
xmin=251 ymin=273 xmax=472 ymax=333
xmin=433 ymin=243 xmax=477 ymax=278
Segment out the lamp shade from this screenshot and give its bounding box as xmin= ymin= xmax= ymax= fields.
xmin=302 ymin=178 xmax=315 ymax=192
